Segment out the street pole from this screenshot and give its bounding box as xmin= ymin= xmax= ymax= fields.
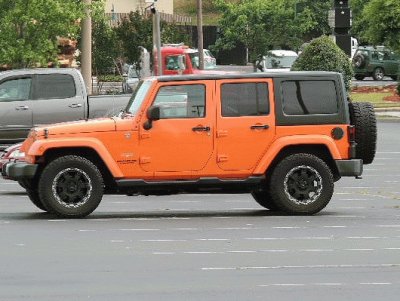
xmin=151 ymin=5 xmax=162 ymax=75
xmin=197 ymin=0 xmax=204 ymax=70
xmin=81 ymin=0 xmax=92 ymax=95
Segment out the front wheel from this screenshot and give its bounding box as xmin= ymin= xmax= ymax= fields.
xmin=269 ymin=153 xmax=334 ymax=215
xmin=38 ymin=155 xmax=104 ymax=218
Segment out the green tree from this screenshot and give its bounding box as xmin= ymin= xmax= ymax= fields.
xmin=361 ymin=0 xmax=400 ymax=52
xmin=0 ymin=0 xmax=84 ymax=68
xmin=291 ymin=36 xmax=354 ymax=91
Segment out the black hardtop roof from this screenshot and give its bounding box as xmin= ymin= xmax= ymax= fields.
xmin=155 ymin=71 xmax=341 ymax=82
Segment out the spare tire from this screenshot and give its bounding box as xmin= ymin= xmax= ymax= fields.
xmin=348 ymin=102 xmax=377 ymax=165
xmin=352 ymin=54 xmax=366 ymax=68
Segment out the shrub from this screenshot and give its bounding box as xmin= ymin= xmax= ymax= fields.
xmin=291 ymin=35 xmax=354 ymax=90
xmin=397 ymin=82 xmax=400 ymax=96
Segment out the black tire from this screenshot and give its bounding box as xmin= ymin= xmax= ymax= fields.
xmin=354 ymin=74 xmax=365 ymax=81
xmin=38 ymin=155 xmax=104 ymax=218
xmin=352 ymin=54 xmax=366 ymax=68
xmin=348 ymin=102 xmax=377 ymax=165
xmin=251 ymin=189 xmax=279 ymax=211
xmin=269 ymin=153 xmax=334 ymax=215
xmin=372 ymin=67 xmax=385 ymax=80
xmin=26 ymin=189 xmax=48 ymax=211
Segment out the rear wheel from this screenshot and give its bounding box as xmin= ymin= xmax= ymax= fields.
xmin=352 ymin=54 xmax=366 ymax=68
xmin=373 ymin=67 xmax=385 ymax=80
xmin=38 ymin=155 xmax=104 ymax=218
xmin=269 ymin=153 xmax=334 ymax=215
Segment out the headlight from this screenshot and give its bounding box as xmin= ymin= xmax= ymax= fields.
xmin=9 ymin=149 xmax=25 ymax=159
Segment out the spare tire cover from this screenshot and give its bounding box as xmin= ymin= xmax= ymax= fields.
xmin=353 ymin=54 xmax=366 ymax=68
xmin=349 ymin=102 xmax=377 ymax=165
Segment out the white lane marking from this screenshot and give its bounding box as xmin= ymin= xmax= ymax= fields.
xmin=323 ymin=226 xmax=347 ymax=228
xmin=47 ymin=220 xmax=67 ymax=222
xmin=110 ymin=240 xmax=124 ymax=243
xmin=170 ymin=228 xmax=198 ymax=231
xmin=196 ymin=238 xmax=230 ymax=241
xmin=260 ymin=249 xmax=289 ymax=253
xmin=116 ymin=228 xmax=160 ymax=231
xmin=384 ymin=248 xmax=400 ymax=250
xmin=272 ymin=226 xmax=302 ymax=229
xmin=216 ymin=227 xmax=255 ymax=230
xmin=169 ymin=200 xmax=200 ymax=203
xmin=78 ymin=229 xmax=96 ymax=232
xmin=227 ymin=250 xmax=257 ymax=254
xmin=344 ymin=249 xmax=375 ymax=251
xmin=202 ymin=263 xmax=400 ymax=271
xmin=0 ymin=182 xmax=19 ymax=185
xmin=270 ymin=284 xmax=305 ymax=287
xmin=161 ymin=217 xmax=191 ymax=220
xmin=141 ymin=239 xmax=187 ymax=242
xmin=246 ymin=236 xmax=333 ymax=241
xmin=211 ymin=217 xmax=233 ymax=219
xmin=110 ymin=201 xmax=130 ymax=204
xmin=313 ymin=283 xmax=343 ymax=286
xmin=184 ymin=251 xmax=223 ymax=254
xmin=346 ymin=236 xmax=383 ymax=239
xmin=16 ymin=243 xmax=26 ymax=247
xmin=299 ymin=249 xmax=334 ymax=252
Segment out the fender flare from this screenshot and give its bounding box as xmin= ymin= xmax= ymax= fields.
xmin=27 ymin=138 xmax=123 ymax=178
xmin=253 ymin=135 xmax=342 ymax=174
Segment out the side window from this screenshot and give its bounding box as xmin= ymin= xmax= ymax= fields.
xmin=221 ymin=82 xmax=269 ymax=117
xmin=35 ymin=74 xmax=76 ymax=99
xmin=282 ymin=80 xmax=338 ymax=115
xmin=153 ymin=84 xmax=205 ymax=119
xmin=165 ymin=55 xmax=185 ymax=71
xmin=0 ymin=78 xmax=32 ymax=102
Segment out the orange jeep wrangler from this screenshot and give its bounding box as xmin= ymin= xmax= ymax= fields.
xmin=3 ymin=72 xmax=377 ymax=218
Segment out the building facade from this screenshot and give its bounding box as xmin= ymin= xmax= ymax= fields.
xmin=105 ymin=0 xmax=173 ymax=15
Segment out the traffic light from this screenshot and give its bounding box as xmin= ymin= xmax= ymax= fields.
xmin=333 ymin=0 xmax=349 ymax=8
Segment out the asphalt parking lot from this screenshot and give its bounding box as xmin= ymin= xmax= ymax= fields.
xmin=1 ymin=121 xmax=400 ymax=301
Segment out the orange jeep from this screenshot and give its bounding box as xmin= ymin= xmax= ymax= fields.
xmin=3 ymin=72 xmax=377 ymax=218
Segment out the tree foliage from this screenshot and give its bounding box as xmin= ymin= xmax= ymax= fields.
xmin=0 ymin=0 xmax=84 ymax=68
xmin=291 ymin=36 xmax=353 ymax=91
xmin=212 ymin=0 xmax=331 ymax=64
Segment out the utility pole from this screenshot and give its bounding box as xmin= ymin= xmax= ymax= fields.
xmin=149 ymin=1 xmax=162 ymax=75
xmin=197 ymin=0 xmax=204 ymax=70
xmin=81 ymin=0 xmax=92 ymax=94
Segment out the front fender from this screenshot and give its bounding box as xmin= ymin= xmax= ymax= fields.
xmin=253 ymin=135 xmax=342 ymax=174
xmin=26 ymin=138 xmax=123 ymax=178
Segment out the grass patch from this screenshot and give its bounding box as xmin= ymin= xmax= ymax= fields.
xmin=350 ymin=92 xmax=400 ymax=108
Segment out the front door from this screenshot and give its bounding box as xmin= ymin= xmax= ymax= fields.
xmin=138 ymin=81 xmax=214 ymax=175
xmin=0 ymin=77 xmax=33 ymax=143
xmin=216 ymin=79 xmax=275 ymax=171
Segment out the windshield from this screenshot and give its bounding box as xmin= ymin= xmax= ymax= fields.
xmin=266 ymin=55 xmax=297 ymax=68
xmin=128 ymin=66 xmax=138 ymax=79
xmin=125 ymin=80 xmax=152 ymax=115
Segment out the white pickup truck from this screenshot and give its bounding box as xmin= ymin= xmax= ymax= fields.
xmin=0 ymin=68 xmax=130 ymax=149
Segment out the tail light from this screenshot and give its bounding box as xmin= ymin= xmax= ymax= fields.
xmin=348 ymin=125 xmax=357 ymax=158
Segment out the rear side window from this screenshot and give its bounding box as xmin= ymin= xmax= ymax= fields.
xmin=221 ymin=82 xmax=269 ymax=117
xmin=282 ymin=80 xmax=338 ymax=115
xmin=35 ymin=74 xmax=76 ymax=99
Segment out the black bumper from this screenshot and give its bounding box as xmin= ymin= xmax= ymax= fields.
xmin=3 ymin=162 xmax=38 ymax=180
xmin=335 ymin=159 xmax=363 ymax=177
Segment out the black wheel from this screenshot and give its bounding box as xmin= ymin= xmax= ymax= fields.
xmin=348 ymin=102 xmax=377 ymax=165
xmin=269 ymin=153 xmax=334 ymax=215
xmin=352 ymin=54 xmax=366 ymax=68
xmin=373 ymin=67 xmax=385 ymax=80
xmin=354 ymin=74 xmax=365 ymax=81
xmin=251 ymin=189 xmax=279 ymax=211
xmin=38 ymin=155 xmax=104 ymax=218
xmin=26 ymin=189 xmax=48 ymax=211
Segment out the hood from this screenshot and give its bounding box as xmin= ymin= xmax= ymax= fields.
xmin=36 ymin=118 xmax=116 ymax=137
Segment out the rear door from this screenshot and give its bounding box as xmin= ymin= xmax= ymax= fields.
xmin=216 ymin=79 xmax=275 ymax=171
xmin=0 ymin=76 xmax=33 ymax=142
xmin=32 ymin=73 xmax=85 ymax=126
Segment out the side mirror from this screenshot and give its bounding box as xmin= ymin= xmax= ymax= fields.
xmin=143 ymin=106 xmax=160 ymax=130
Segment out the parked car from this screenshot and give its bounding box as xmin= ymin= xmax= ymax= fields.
xmin=256 ymin=50 xmax=298 ymax=72
xmin=4 ymin=71 xmax=376 ymax=217
xmin=0 ymin=68 xmax=131 ymax=149
xmin=203 ymin=49 xmax=217 ymax=69
xmin=122 ymin=65 xmax=140 ymax=93
xmin=353 ymin=46 xmax=400 ymax=80
xmin=0 ymin=143 xmax=23 ymax=179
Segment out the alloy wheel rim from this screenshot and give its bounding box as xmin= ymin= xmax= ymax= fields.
xmin=284 ymin=165 xmax=323 ymax=205
xmin=52 ymin=168 xmax=92 ymax=208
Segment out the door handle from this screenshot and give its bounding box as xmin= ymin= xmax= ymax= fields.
xmin=15 ymin=105 xmax=29 ymax=111
xmin=192 ymin=126 xmax=210 ymax=132
xmin=250 ymin=124 xmax=269 ymax=130
xmin=69 ymin=103 xmax=83 ymax=108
